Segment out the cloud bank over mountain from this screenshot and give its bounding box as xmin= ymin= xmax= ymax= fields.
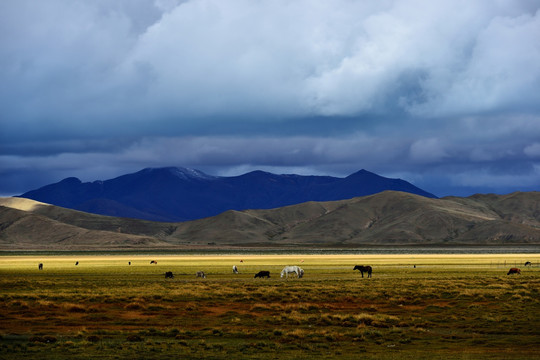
xmin=1 ymin=0 xmax=539 ymax=196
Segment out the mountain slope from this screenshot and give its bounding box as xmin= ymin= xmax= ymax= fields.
xmin=0 ymin=202 xmax=169 ymax=250
xmin=18 ymin=167 xmax=436 ymax=222
xmin=167 ymin=191 xmax=540 ymax=246
xmin=2 ymin=191 xmax=538 ymax=250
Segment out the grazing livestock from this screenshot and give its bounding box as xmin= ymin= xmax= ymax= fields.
xmin=353 ymin=265 xmax=373 ymax=278
xmin=165 ymin=271 xmax=174 ymax=279
xmin=75 ymin=261 xmax=79 ymax=266
xmin=128 ymin=261 xmax=131 ymax=265
xmin=232 ymin=265 xmax=239 ymax=274
xmin=281 ymin=266 xmax=304 ymax=279
xmin=196 ymin=271 xmax=206 ymax=279
xmin=150 ymin=260 xmax=157 ymax=264
xmin=254 ymin=271 xmax=270 ymax=278
xmin=525 ymin=261 xmax=532 ymax=267
xmin=38 ymin=263 xmax=43 ymax=270
xmin=507 ymin=268 xmax=521 ymax=275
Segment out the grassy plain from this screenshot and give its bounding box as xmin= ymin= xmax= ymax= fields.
xmin=0 ymin=253 xmax=539 ymax=359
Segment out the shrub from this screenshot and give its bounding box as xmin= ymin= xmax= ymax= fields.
xmin=124 ymin=302 xmax=145 ymax=310
xmin=29 ymin=335 xmax=57 ymax=343
xmin=87 ymin=335 xmax=100 ymax=343
xmin=68 ymin=305 xmax=86 ymax=313
xmin=29 ymin=336 xmax=46 ymax=343
xmin=126 ymin=335 xmax=143 ymax=342
xmin=43 ymin=335 xmax=57 ymax=343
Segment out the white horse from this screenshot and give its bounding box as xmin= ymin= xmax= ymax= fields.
xmin=281 ymin=266 xmax=304 ymax=278
xmin=232 ymin=265 xmax=239 ymax=274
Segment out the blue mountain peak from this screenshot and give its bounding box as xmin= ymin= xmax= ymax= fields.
xmin=19 ymin=167 xmax=436 ymax=221
xmin=140 ymin=167 xmax=216 ymax=181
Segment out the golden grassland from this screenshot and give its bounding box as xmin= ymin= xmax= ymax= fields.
xmin=0 ymin=253 xmax=539 ymax=359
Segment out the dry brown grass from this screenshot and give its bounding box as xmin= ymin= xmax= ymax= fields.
xmin=0 ymin=253 xmax=538 ymax=359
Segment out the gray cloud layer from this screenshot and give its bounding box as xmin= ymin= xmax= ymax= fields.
xmin=1 ymin=0 xmax=539 ymax=196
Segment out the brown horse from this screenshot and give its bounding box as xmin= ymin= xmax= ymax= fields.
xmin=507 ymin=268 xmax=521 ymax=275
xmin=353 ymin=265 xmax=372 ymax=278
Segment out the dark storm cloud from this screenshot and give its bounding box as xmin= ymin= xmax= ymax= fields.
xmin=1 ymin=0 xmax=539 ymax=196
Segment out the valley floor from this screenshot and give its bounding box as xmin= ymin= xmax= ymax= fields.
xmin=0 ymin=253 xmax=539 ymax=359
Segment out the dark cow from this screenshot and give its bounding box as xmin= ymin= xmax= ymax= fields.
xmin=150 ymin=260 xmax=157 ymax=264
xmin=524 ymin=261 xmax=532 ymax=267
xmin=165 ymin=271 xmax=174 ymax=279
xmin=38 ymin=263 xmax=43 ymax=270
xmin=128 ymin=261 xmax=131 ymax=266
xmin=75 ymin=261 xmax=79 ymax=266
xmin=507 ymin=268 xmax=521 ymax=275
xmin=254 ymin=271 xmax=271 ymax=278
xmin=353 ymin=265 xmax=373 ymax=278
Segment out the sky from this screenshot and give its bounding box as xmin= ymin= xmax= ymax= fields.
xmin=1 ymin=0 xmax=540 ymax=198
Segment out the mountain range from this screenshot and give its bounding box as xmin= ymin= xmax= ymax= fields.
xmin=17 ymin=167 xmax=436 ymax=222
xmin=1 ymin=191 xmax=539 ymax=250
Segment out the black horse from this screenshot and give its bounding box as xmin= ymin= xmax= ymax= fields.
xmin=254 ymin=271 xmax=271 ymax=278
xmin=38 ymin=263 xmax=43 ymax=270
xmin=165 ymin=271 xmax=174 ymax=279
xmin=353 ymin=265 xmax=372 ymax=278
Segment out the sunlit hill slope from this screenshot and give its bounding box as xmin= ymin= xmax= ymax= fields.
xmin=1 ymin=191 xmax=539 ymax=250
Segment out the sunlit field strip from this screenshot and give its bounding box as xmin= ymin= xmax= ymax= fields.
xmin=1 ymin=253 xmax=538 ymax=276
